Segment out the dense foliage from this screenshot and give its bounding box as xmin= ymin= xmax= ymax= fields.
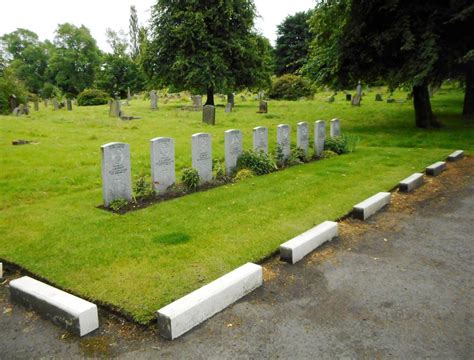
xmin=0 ymin=68 xmax=27 ymax=114
xmin=237 ymin=150 xmax=277 ymax=175
xmin=269 ymin=74 xmax=313 ymax=100
xmin=77 ymin=88 xmax=109 ymax=106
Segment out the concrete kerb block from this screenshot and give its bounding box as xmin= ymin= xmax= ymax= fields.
xmin=426 ymin=161 xmax=446 ymax=176
xmin=353 ymin=192 xmax=391 ymax=220
xmin=0 ymin=262 xmax=3 ymax=280
xmin=9 ymin=276 xmax=99 ymax=336
xmin=280 ymin=221 xmax=338 ymax=264
xmin=447 ymin=150 xmax=464 ymax=162
xmin=399 ymin=173 xmax=424 ymax=192
xmin=157 ymin=263 xmax=262 ymax=340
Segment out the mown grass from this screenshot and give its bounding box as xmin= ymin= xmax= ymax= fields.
xmin=0 ymin=86 xmax=472 ymax=323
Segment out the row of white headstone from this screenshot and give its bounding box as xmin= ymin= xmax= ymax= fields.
xmin=101 ymin=119 xmax=342 ymax=207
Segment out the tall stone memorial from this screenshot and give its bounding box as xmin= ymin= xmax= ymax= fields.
xmin=277 ymin=124 xmax=291 ymax=159
xmin=224 ymin=129 xmax=243 ymax=175
xmin=150 ymin=137 xmax=176 ymax=193
xmin=297 ymin=122 xmax=309 ymax=154
xmin=150 ymin=90 xmax=158 ymax=110
xmin=253 ymin=126 xmax=268 ymax=153
xmin=101 ymin=142 xmax=132 ymax=207
xmin=330 ymin=119 xmax=341 ymax=138
xmin=192 ymin=133 xmax=212 ymax=183
xmin=314 ymin=120 xmax=326 ymax=157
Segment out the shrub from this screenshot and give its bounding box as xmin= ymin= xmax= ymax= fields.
xmin=109 ymin=198 xmax=128 ymax=212
xmin=234 ymin=169 xmax=255 ymax=181
xmin=0 ymin=70 xmax=27 ymax=114
xmin=325 ymin=133 xmax=360 ymax=154
xmin=237 ymin=150 xmax=277 ymax=175
xmin=77 ymin=88 xmax=109 ymax=106
xmin=321 ymin=150 xmax=338 ymax=159
xmin=133 ymin=176 xmax=154 ymax=199
xmin=268 ymin=74 xmax=313 ymax=100
xmin=212 ymin=159 xmax=225 ymax=180
xmin=181 ymin=168 xmax=200 ymax=191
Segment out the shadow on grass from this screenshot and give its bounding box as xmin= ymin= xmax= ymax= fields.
xmin=153 ymin=232 xmax=191 ymax=245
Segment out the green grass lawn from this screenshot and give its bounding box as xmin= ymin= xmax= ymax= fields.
xmin=0 ymin=86 xmax=473 ymax=323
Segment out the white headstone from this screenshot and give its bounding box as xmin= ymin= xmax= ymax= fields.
xmin=314 ymin=120 xmax=326 ymax=157
xmin=150 ymin=137 xmax=176 ymax=193
xmin=330 ymin=118 xmax=341 ymax=138
xmin=101 ymin=142 xmax=132 ymax=207
xmin=253 ymin=126 xmax=268 ymax=154
xmin=297 ymin=122 xmax=309 ymax=154
xmin=192 ymin=133 xmax=212 ymax=183
xmin=277 ymin=124 xmax=291 ymax=159
xmin=224 ymin=129 xmax=243 ymax=175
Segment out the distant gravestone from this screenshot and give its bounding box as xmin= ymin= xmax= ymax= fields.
xmin=192 ymin=95 xmax=202 ymax=107
xmin=375 ymin=93 xmax=383 ymax=101
xmin=18 ymin=104 xmax=25 ymax=115
xmin=314 ymin=120 xmax=326 ymax=157
xmin=127 ymin=87 xmax=132 ymax=101
xmin=330 ymin=119 xmax=341 ymax=138
xmin=8 ymin=95 xmax=18 ymax=112
xmin=66 ymin=99 xmax=72 ymax=111
xmin=12 ymin=107 xmax=20 ymax=116
xmin=225 ymin=103 xmax=232 ymax=113
xmin=150 ymin=137 xmax=176 ymax=193
xmin=356 ymin=81 xmax=363 ymax=97
xmin=346 ymin=94 xmax=352 ymax=101
xmin=202 ymin=105 xmax=216 ymax=125
xmin=253 ymin=126 xmax=268 ymax=154
xmin=44 ymin=99 xmax=48 ymax=108
xmin=52 ymin=98 xmax=59 ymax=111
xmin=351 ymin=94 xmax=361 ymax=106
xmin=297 ymin=122 xmax=309 ymax=155
xmin=277 ymin=124 xmax=291 ymax=159
xmin=150 ymin=90 xmax=158 ymax=110
xmin=101 ymin=142 xmax=132 ymax=207
xmin=110 ymin=100 xmax=121 ymax=117
xmin=192 ymin=133 xmax=212 ymax=183
xmin=227 ymin=93 xmax=235 ymax=108
xmin=34 ymin=101 xmax=39 ymax=111
xmin=224 ymin=129 xmax=243 ymax=175
xmin=257 ymin=91 xmax=265 ymax=100
xmin=23 ymin=104 xmax=29 ymax=115
xmin=258 ymin=100 xmax=268 ymax=113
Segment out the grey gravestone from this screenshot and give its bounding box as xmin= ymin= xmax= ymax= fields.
xmin=314 ymin=120 xmax=326 ymax=157
xmin=9 ymin=95 xmax=18 ymax=112
xmin=375 ymin=93 xmax=383 ymax=101
xmin=192 ymin=133 xmax=212 ymax=183
xmin=34 ymin=101 xmax=39 ymax=111
xmin=12 ymin=107 xmax=20 ymax=116
xmin=224 ymin=129 xmax=243 ymax=175
xmin=253 ymin=126 xmax=268 ymax=154
xmin=110 ymin=100 xmax=121 ymax=117
xmin=192 ymin=95 xmax=202 ymax=107
xmin=101 ymin=142 xmax=132 ymax=207
xmin=227 ymin=93 xmax=235 ymax=107
xmin=356 ymin=81 xmax=363 ymax=97
xmin=66 ymin=99 xmax=72 ymax=111
xmin=150 ymin=137 xmax=175 ymax=193
xmin=225 ymin=103 xmax=232 ymax=113
xmin=330 ymin=118 xmax=341 ymax=138
xmin=258 ymin=100 xmax=268 ymax=113
xmin=297 ymin=122 xmax=309 ymax=155
xmin=351 ymin=94 xmax=361 ymax=106
xmin=52 ymin=98 xmax=59 ymax=111
xmin=127 ymin=87 xmax=132 ymax=101
xmin=202 ymin=105 xmax=216 ymax=125
xmin=257 ymin=91 xmax=265 ymax=100
xmin=277 ymin=124 xmax=291 ymax=159
xmin=150 ymin=90 xmax=158 ymax=110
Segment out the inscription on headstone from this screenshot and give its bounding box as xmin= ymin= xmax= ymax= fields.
xmin=224 ymin=129 xmax=243 ymax=175
xmin=150 ymin=137 xmax=176 ymax=193
xmin=314 ymin=120 xmax=326 ymax=157
xmin=297 ymin=122 xmax=309 ymax=154
xmin=277 ymin=124 xmax=291 ymax=159
xmin=202 ymin=105 xmax=216 ymax=125
xmin=253 ymin=126 xmax=268 ymax=154
xmin=330 ymin=118 xmax=341 ymax=138
xmin=101 ymin=142 xmax=132 ymax=207
xmin=192 ymin=133 xmax=212 ymax=183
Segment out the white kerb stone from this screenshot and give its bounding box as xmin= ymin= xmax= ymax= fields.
xmin=447 ymin=150 xmax=464 ymax=162
xmin=277 ymin=124 xmax=291 ymax=159
xmin=157 ymin=263 xmax=262 ymax=340
xmin=353 ymin=192 xmax=391 ymax=220
xmin=297 ymin=122 xmax=309 ymax=154
xmin=0 ymin=262 xmax=3 ymax=278
xmin=330 ymin=118 xmax=341 ymax=138
xmin=151 ymin=137 xmax=176 ymax=193
xmin=399 ymin=173 xmax=424 ymax=192
xmin=280 ymin=221 xmax=338 ymax=264
xmin=101 ymin=142 xmax=132 ymax=207
xmin=426 ymin=161 xmax=446 ymax=176
xmin=192 ymin=133 xmax=212 ymax=183
xmin=224 ymin=129 xmax=243 ymax=175
xmin=314 ymin=120 xmax=326 ymax=157
xmin=9 ymin=276 xmax=99 ymax=336
xmin=253 ymin=126 xmax=268 ymax=153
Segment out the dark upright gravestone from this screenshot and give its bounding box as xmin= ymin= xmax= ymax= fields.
xmin=67 ymin=99 xmax=72 ymax=111
xmin=351 ymin=95 xmax=361 ymax=106
xmin=227 ymin=93 xmax=235 ymax=108
xmin=202 ymin=105 xmax=216 ymax=125
xmin=258 ymin=100 xmax=268 ymax=114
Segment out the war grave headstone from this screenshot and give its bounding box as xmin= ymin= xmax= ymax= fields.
xmin=297 ymin=122 xmax=309 ymax=155
xmin=101 ymin=142 xmax=132 ymax=207
xmin=277 ymin=124 xmax=291 ymax=159
xmin=330 ymin=118 xmax=341 ymax=138
xmin=314 ymin=120 xmax=326 ymax=157
xmin=225 ymin=129 xmax=243 ymax=175
xmin=192 ymin=133 xmax=212 ymax=183
xmin=253 ymin=126 xmax=268 ymax=154
xmin=151 ymin=137 xmax=176 ymax=193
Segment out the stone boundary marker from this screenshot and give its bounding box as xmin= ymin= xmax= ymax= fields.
xmin=157 ymin=263 xmax=263 ymax=340
xmin=9 ymin=276 xmax=99 ymax=336
xmin=0 ymin=262 xmax=3 ymax=279
xmin=280 ymin=221 xmax=338 ymax=264
xmin=447 ymin=150 xmax=464 ymax=162
xmin=353 ymin=192 xmax=391 ymax=220
xmin=399 ymin=173 xmax=424 ymax=192
xmin=426 ymin=161 xmax=446 ymax=176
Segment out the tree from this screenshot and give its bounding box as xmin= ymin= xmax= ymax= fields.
xmin=129 ymin=5 xmax=140 ymax=60
xmin=144 ymin=0 xmax=272 ymax=106
xmin=274 ymin=11 xmax=313 ymax=76
xmin=305 ymin=0 xmax=473 ymax=128
xmin=49 ymin=24 xmax=101 ymax=97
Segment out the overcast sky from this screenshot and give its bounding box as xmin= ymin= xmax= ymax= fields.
xmin=0 ymin=0 xmax=315 ymax=52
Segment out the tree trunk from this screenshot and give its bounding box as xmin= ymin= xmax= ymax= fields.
xmin=413 ymin=84 xmax=440 ymax=128
xmin=463 ymin=65 xmax=474 ymax=118
xmin=205 ymin=87 xmax=214 ymax=106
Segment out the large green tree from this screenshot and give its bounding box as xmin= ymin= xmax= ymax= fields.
xmin=49 ymin=24 xmax=101 ymax=97
xmin=144 ymin=0 xmax=272 ymax=106
xmin=274 ymin=11 xmax=313 ymax=76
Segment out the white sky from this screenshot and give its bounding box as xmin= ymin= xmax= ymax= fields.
xmin=0 ymin=0 xmax=315 ymax=52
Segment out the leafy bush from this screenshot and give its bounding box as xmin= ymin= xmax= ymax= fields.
xmin=0 ymin=70 xmax=27 ymax=114
xmin=133 ymin=176 xmax=154 ymax=199
xmin=325 ymin=133 xmax=360 ymax=154
xmin=321 ymin=150 xmax=338 ymax=159
xmin=237 ymin=150 xmax=277 ymax=175
xmin=181 ymin=167 xmax=200 ymax=191
xmin=109 ymin=198 xmax=128 ymax=212
xmin=212 ymin=159 xmax=225 ymax=180
xmin=40 ymin=83 xmax=62 ymax=100
xmin=268 ymin=74 xmax=313 ymax=100
xmin=234 ymin=169 xmax=255 ymax=181
xmin=77 ymin=88 xmax=109 ymax=106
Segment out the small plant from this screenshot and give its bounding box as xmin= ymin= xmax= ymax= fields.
xmin=234 ymin=168 xmax=255 ymax=181
xmin=213 ymin=159 xmax=226 ymax=180
xmin=133 ymin=176 xmax=154 ymax=199
xmin=237 ymin=150 xmax=277 ymax=175
xmin=274 ymin=145 xmax=285 ymax=168
xmin=321 ymin=150 xmax=338 ymax=159
xmin=181 ymin=167 xmax=200 ymax=191
xmin=325 ymin=135 xmax=349 ymax=154
xmin=109 ymin=198 xmax=128 ymax=212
